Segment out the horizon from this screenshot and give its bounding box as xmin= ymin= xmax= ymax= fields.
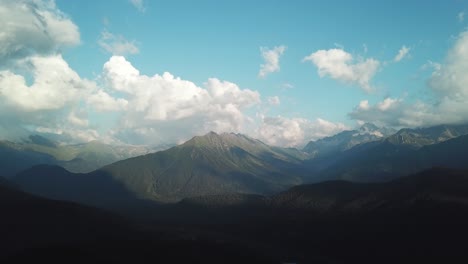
xmin=1 ymin=0 xmax=468 ymax=148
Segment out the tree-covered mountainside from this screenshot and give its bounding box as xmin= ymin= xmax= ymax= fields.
xmin=0 ymin=180 xmax=276 ymax=264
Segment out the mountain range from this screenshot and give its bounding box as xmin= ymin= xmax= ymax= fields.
xmin=5 ymin=123 xmax=468 ymax=263
xmin=9 ymin=123 xmax=468 ymax=208
xmin=303 ymin=123 xmax=396 ymax=158
xmin=14 ymin=132 xmax=308 ymax=205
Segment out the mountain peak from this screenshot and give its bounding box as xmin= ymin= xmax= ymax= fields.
xmin=359 ymin=123 xmax=379 ymax=132
xmin=184 ymin=131 xmax=258 ymax=150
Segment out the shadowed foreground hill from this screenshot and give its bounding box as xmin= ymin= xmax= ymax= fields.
xmin=154 ymin=168 xmax=468 ymax=263
xmin=0 ymin=180 xmax=277 ymax=264
xmin=7 ymin=167 xmax=468 ymax=263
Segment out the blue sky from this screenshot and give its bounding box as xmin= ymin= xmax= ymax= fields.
xmin=1 ymin=0 xmax=468 ymax=147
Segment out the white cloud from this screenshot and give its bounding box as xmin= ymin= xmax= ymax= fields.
xmin=267 ymin=96 xmax=280 ymax=106
xmin=256 ymin=116 xmax=347 ymax=147
xmin=98 ymin=30 xmax=139 ymax=56
xmin=458 ymin=12 xmax=465 ymax=22
xmin=350 ymin=32 xmax=468 ymax=128
xmin=68 ymin=110 xmax=89 ymax=127
xmin=349 ymin=98 xmax=412 ymax=127
xmin=258 ymin=46 xmax=286 ymax=78
xmin=303 ymin=48 xmax=380 ymax=92
xmin=87 ymin=90 xmax=129 ymax=112
xmin=394 ymin=45 xmax=410 ymax=62
xmin=102 ymin=56 xmax=261 ymax=144
xmin=429 ymin=31 xmax=468 ymax=99
xmin=129 ymin=0 xmax=145 ymax=12
xmin=0 ymin=54 xmax=92 ymax=112
xmin=0 ymin=0 xmax=80 ymax=62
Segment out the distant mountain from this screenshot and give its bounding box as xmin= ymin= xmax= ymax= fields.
xmin=0 ymin=140 xmax=57 ymax=178
xmin=13 ymin=132 xmax=307 ymax=205
xmin=317 ymin=132 xmax=468 ymax=182
xmin=303 ymin=123 xmax=396 ymax=158
xmin=386 ymin=123 xmax=468 ymax=148
xmin=0 ymin=135 xmax=168 ymax=176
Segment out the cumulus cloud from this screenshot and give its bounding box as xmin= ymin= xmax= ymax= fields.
xmin=129 ymin=0 xmax=146 ymax=12
xmin=87 ymin=90 xmax=129 ymax=112
xmin=394 ymin=45 xmax=410 ymax=62
xmin=101 ymin=56 xmax=261 ymax=144
xmin=0 ymin=0 xmax=80 ymax=62
xmin=303 ymin=48 xmax=380 ymax=92
xmin=0 ymin=54 xmax=93 ymax=111
xmin=258 ymin=46 xmax=286 ymax=78
xmin=0 ymin=53 xmax=106 ymax=143
xmin=98 ymin=30 xmax=139 ymax=56
xmin=428 ymin=31 xmax=468 ymax=99
xmin=68 ymin=110 xmax=89 ymax=127
xmin=350 ymin=32 xmax=468 ymax=128
xmin=256 ymin=116 xmax=347 ymax=147
xmin=267 ymin=96 xmax=280 ymax=106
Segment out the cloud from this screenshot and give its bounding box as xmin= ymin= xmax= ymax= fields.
xmin=267 ymin=96 xmax=280 ymax=106
xmin=428 ymin=31 xmax=468 ymax=99
xmin=0 ymin=0 xmax=80 ymax=62
xmin=394 ymin=45 xmax=410 ymax=62
xmin=98 ymin=30 xmax=139 ymax=56
xmin=129 ymin=0 xmax=145 ymax=12
xmin=458 ymin=12 xmax=465 ymax=22
xmin=258 ymin=46 xmax=286 ymax=78
xmin=256 ymin=116 xmax=348 ymax=147
xmin=68 ymin=110 xmax=89 ymax=127
xmin=350 ymin=31 xmax=468 ymax=128
xmin=303 ymin=48 xmax=380 ymax=92
xmin=0 ymin=53 xmax=105 ymax=143
xmin=87 ymin=90 xmax=129 ymax=112
xmin=102 ymin=56 xmax=261 ymax=144
xmin=0 ymin=54 xmax=93 ymax=112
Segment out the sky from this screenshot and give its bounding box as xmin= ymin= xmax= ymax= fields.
xmin=1 ymin=0 xmax=468 ymax=147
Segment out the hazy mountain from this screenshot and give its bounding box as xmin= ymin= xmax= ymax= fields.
xmin=0 ymin=135 xmax=168 ymax=176
xmin=317 ymin=133 xmax=468 ymax=182
xmin=386 ymin=123 xmax=468 ymax=148
xmin=0 ymin=140 xmax=57 ymax=178
xmin=303 ymin=123 xmax=396 ymax=158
